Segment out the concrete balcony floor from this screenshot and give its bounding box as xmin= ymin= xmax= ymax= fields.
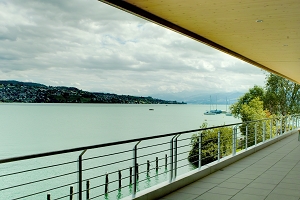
xmin=160 ymin=131 xmax=300 ymax=200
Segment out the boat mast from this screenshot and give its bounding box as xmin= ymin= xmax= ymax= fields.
xmin=226 ymin=97 xmax=227 ymax=112
xmin=210 ymin=95 xmax=212 ymax=110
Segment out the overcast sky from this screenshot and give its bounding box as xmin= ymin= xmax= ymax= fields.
xmin=0 ymin=0 xmax=266 ymax=98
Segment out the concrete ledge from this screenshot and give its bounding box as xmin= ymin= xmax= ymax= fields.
xmin=124 ymin=129 xmax=298 ymax=200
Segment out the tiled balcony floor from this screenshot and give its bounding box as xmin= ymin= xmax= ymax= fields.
xmin=160 ymin=132 xmax=300 ymax=200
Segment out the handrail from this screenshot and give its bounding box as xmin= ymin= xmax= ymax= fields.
xmin=0 ymin=116 xmax=290 ymax=164
xmin=0 ymin=114 xmax=299 ymax=200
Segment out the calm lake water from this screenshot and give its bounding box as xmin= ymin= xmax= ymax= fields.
xmin=0 ymin=104 xmax=241 ymax=199
xmin=0 ymin=103 xmax=240 ymax=158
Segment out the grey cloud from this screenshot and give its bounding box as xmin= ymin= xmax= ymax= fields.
xmin=0 ymin=0 xmax=266 ymax=97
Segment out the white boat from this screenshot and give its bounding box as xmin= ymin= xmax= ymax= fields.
xmin=225 ymin=112 xmax=232 ymax=116
xmin=225 ymin=97 xmax=232 ymax=116
xmin=204 ymin=95 xmax=217 ymax=115
xmin=204 ymin=111 xmax=216 ymax=115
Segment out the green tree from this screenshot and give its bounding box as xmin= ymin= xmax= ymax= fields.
xmin=230 ymin=87 xmax=279 ymax=148
xmin=237 ymin=97 xmax=275 ymax=147
xmin=264 ymin=73 xmax=300 ymax=116
xmin=188 ymin=123 xmax=232 ymax=167
xmin=230 ymin=85 xmax=265 ymax=118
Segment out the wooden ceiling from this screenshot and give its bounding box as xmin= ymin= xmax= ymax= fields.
xmin=100 ymin=0 xmax=300 ymax=84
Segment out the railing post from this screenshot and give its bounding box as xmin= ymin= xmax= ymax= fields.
xmin=198 ymin=132 xmax=202 ymax=168
xmin=118 ymin=170 xmax=122 ymax=189
xmin=286 ymin=116 xmax=289 ymax=132
xmin=129 ymin=167 xmax=132 ymax=185
xmin=86 ymin=180 xmax=90 ymax=200
xmin=255 ymin=123 xmax=257 ymax=146
xmin=232 ymin=126 xmax=237 ymax=156
xmin=263 ymin=121 xmax=266 ymax=142
xmin=270 ymin=119 xmax=272 ymax=139
xmin=170 ymin=135 xmax=176 ymax=182
xmin=78 ymin=150 xmax=87 ymax=200
xmin=105 ymin=173 xmax=109 ymax=194
xmin=165 ymin=154 xmax=167 ymax=169
xmin=281 ymin=116 xmax=283 ymax=135
xmin=275 ymin=118 xmax=278 ymax=136
xmin=147 ymin=160 xmax=150 ymax=173
xmin=174 ymin=134 xmax=180 ymax=179
xmin=245 ymin=124 xmax=248 ymax=150
xmin=132 ymin=141 xmax=141 ymax=198
xmin=217 ymin=131 xmax=221 ymax=161
xmin=70 ymin=186 xmax=74 ymax=200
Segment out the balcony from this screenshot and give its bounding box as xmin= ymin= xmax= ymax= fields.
xmin=160 ymin=129 xmax=300 ymax=200
xmin=0 ymin=116 xmax=299 ymax=199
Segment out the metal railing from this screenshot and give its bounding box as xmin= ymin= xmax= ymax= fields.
xmin=0 ymin=115 xmax=299 ymax=200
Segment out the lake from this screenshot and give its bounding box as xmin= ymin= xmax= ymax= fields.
xmin=0 ymin=103 xmax=240 ymax=158
xmin=0 ymin=103 xmax=241 ymax=199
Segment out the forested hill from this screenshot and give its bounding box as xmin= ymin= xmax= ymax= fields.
xmin=0 ymin=80 xmax=186 ymax=104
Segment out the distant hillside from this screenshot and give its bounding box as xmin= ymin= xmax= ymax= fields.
xmin=152 ymin=92 xmax=243 ymax=105
xmin=184 ymin=92 xmax=243 ymax=104
xmin=0 ymin=80 xmax=186 ymax=104
xmin=0 ymin=80 xmax=46 ymax=87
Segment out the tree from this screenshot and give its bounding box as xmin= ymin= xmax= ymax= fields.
xmin=238 ymin=97 xmax=276 ymax=147
xmin=229 ymin=82 xmax=278 ymax=147
xmin=188 ymin=123 xmax=232 ymax=167
xmin=230 ymin=85 xmax=265 ymax=119
xmin=264 ymin=73 xmax=300 ymax=116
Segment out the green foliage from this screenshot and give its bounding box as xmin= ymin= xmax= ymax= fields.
xmin=188 ymin=123 xmax=232 ymax=167
xmin=238 ymin=97 xmax=269 ymax=122
xmin=230 ymin=93 xmax=279 ymax=148
xmin=264 ymin=73 xmax=300 ymax=115
xmin=230 ymin=86 xmax=265 ymax=118
xmin=231 ymin=74 xmax=300 ymax=118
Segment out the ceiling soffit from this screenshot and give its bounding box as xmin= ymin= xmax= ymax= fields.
xmin=99 ymin=0 xmax=300 ymax=84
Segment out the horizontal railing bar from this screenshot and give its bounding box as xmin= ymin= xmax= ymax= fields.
xmin=54 ymin=190 xmax=79 ymax=200
xmin=11 ymin=181 xmax=78 ymax=200
xmin=177 ymin=144 xmax=190 ymax=149
xmin=177 ymin=163 xmax=192 ymax=170
xmin=87 ymin=179 xmax=130 ymax=195
xmin=0 ymin=115 xmax=296 ymax=200
xmin=139 ymin=171 xmax=168 ymax=183
xmin=89 ymin=194 xmax=105 ymax=200
xmin=1 ymin=115 xmax=292 ymax=164
xmin=177 ymin=137 xmax=193 ymax=142
xmin=83 ymin=148 xmax=132 ymax=161
xmin=0 ymin=160 xmax=77 ymax=178
xmin=177 ymin=150 xmax=190 ymax=156
xmin=0 ymin=170 xmax=77 ymax=191
xmin=83 ymin=157 xmax=132 ymax=172
xmin=138 ymin=149 xmax=169 ymax=159
xmin=3 ymin=118 xmax=281 ymax=164
xmin=137 ymin=141 xmax=170 ymax=150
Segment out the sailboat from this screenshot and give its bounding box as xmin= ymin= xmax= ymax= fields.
xmin=209 ymin=96 xmax=222 ymax=114
xmin=225 ymin=98 xmax=232 ymax=116
xmin=204 ymin=96 xmax=216 ymax=115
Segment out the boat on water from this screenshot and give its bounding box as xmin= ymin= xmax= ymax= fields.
xmin=225 ymin=98 xmax=232 ymax=116
xmin=203 ymin=95 xmax=221 ymax=115
xmin=210 ymin=109 xmax=222 ymax=114
xmin=226 ymin=112 xmax=232 ymax=116
xmin=204 ymin=111 xmax=216 ymax=115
